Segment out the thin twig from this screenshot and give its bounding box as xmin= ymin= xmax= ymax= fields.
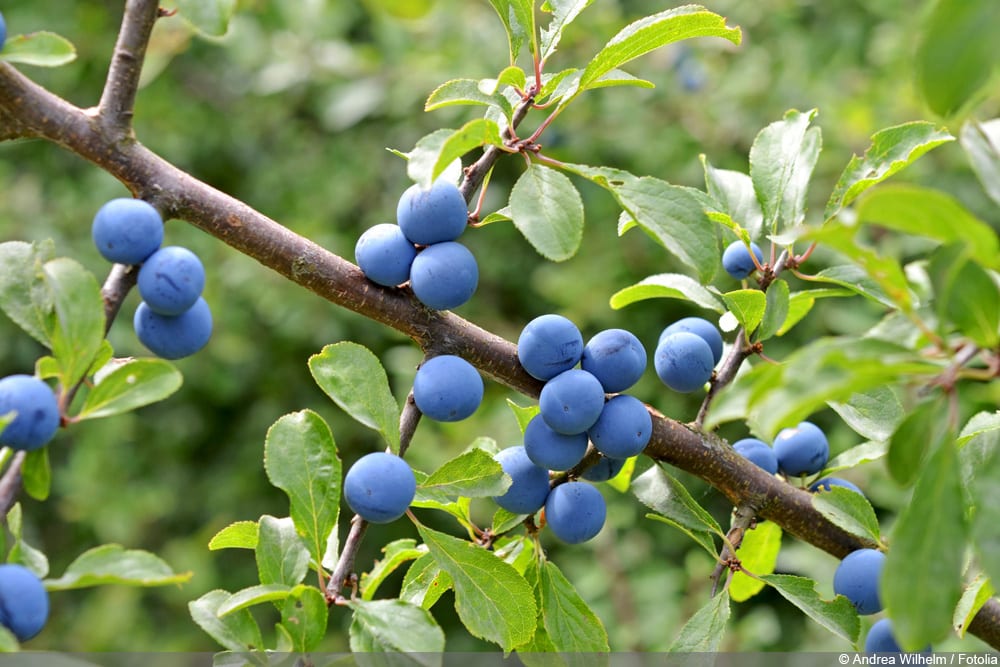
xmin=97 ymin=0 xmax=162 ymax=134
xmin=397 ymin=390 xmax=422 ymax=458
xmin=711 ymin=503 xmax=758 ymax=596
xmin=0 ymin=451 xmax=27 ymax=517
xmin=325 ymin=515 xmax=368 ymax=604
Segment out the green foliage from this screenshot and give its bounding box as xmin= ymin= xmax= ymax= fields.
xmin=0 ymin=31 xmax=75 ymax=67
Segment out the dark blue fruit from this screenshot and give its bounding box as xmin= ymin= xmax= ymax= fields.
xmin=587 ymin=394 xmax=652 ymax=459
xmin=582 ymin=456 xmax=626 ymax=482
xmin=91 ymin=198 xmax=164 ymax=265
xmin=773 ymin=421 xmax=829 ymax=477
xmin=809 ymin=477 xmax=863 ymax=496
xmin=133 ymin=297 xmax=213 ymax=360
xmin=409 ymin=241 xmax=478 ymax=310
xmin=412 ymin=355 xmax=483 ymax=422
xmin=493 ymin=446 xmax=551 ymax=515
xmin=137 ymin=246 xmax=206 ymax=315
xmin=864 ymin=618 xmax=931 ymax=653
xmin=654 ymin=332 xmax=715 ymax=393
xmin=580 ymin=328 xmax=647 ymax=393
xmin=517 ymin=314 xmax=583 ymax=381
xmin=355 ymin=223 xmax=417 ymax=287
xmin=659 ymin=317 xmax=724 ymax=365
xmin=833 ymin=548 xmax=885 ymax=615
xmin=722 ymin=240 xmax=764 ymax=279
xmin=397 ymin=179 xmax=468 ymax=245
xmin=0 ymin=563 xmax=49 ymax=641
xmin=0 ymin=375 xmax=60 ymax=451
xmin=343 ymin=452 xmax=415 ymax=523
xmin=0 ymin=12 xmax=7 ymax=52
xmin=523 ymin=414 xmax=588 ymax=471
xmin=538 ymin=369 xmax=606 ymax=435
xmin=732 ymin=438 xmax=778 ymax=475
xmin=544 ymin=481 xmax=606 ymax=544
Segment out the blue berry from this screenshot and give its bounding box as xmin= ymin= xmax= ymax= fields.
xmin=660 ymin=317 xmax=723 ymax=365
xmin=538 ymin=369 xmax=606 ymax=435
xmin=545 ymin=482 xmax=606 ymax=544
xmin=722 ymin=240 xmax=765 ymax=279
xmin=137 ymin=246 xmax=205 ymax=316
xmin=409 ymin=241 xmax=478 ymax=310
xmin=343 ymin=452 xmax=415 ymax=524
xmin=809 ymin=477 xmax=863 ymax=496
xmin=581 ymin=328 xmax=647 ymax=393
xmin=773 ymin=421 xmax=829 ymax=477
xmin=523 ymin=414 xmax=588 ymax=471
xmin=91 ymin=198 xmax=164 ymax=265
xmin=412 ymin=355 xmax=483 ymax=422
xmin=582 ymin=456 xmax=626 ymax=482
xmin=833 ymin=548 xmax=885 ymax=615
xmin=397 ymin=179 xmax=468 ymax=245
xmin=0 ymin=12 xmax=7 ymax=52
xmin=0 ymin=375 xmax=59 ymax=451
xmin=864 ymin=618 xmax=931 ymax=653
xmin=517 ymin=314 xmax=583 ymax=381
xmin=133 ymin=297 xmax=213 ymax=360
xmin=733 ymin=438 xmax=778 ymax=475
xmin=493 ymin=446 xmax=551 ymax=515
xmin=654 ymin=332 xmax=715 ymax=393
xmin=588 ymin=394 xmax=652 ymax=459
xmin=0 ymin=564 xmax=49 ymax=642
xmin=355 ymin=223 xmax=417 ymax=287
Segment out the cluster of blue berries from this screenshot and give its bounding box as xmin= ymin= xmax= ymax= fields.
xmin=654 ymin=316 xmax=723 ymax=393
xmin=355 ymin=179 xmax=477 ymax=310
xmin=92 ymin=198 xmax=212 ymax=360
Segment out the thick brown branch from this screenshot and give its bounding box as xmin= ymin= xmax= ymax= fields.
xmin=97 ymin=0 xmax=162 ymax=135
xmin=3 ymin=62 xmax=1000 ymax=649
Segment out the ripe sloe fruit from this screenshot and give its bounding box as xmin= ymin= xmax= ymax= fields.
xmin=588 ymin=394 xmax=652 ymax=459
xmin=545 ymin=481 xmax=606 ymax=544
xmin=91 ymin=198 xmax=163 ymax=265
xmin=343 ymin=452 xmax=415 ymax=523
xmin=0 ymin=563 xmax=49 ymax=641
xmin=833 ymin=548 xmax=885 ymax=615
xmin=0 ymin=12 xmax=7 ymax=52
xmin=538 ymin=369 xmax=606 ymax=435
xmin=409 ymin=241 xmax=478 ymax=310
xmin=722 ymin=240 xmax=764 ymax=279
xmin=137 ymin=246 xmax=206 ymax=315
xmin=654 ymin=332 xmax=715 ymax=393
xmin=732 ymin=438 xmax=778 ymax=475
xmin=581 ymin=328 xmax=646 ymax=393
xmin=517 ymin=314 xmax=583 ymax=381
xmin=397 ymin=179 xmax=468 ymax=245
xmin=582 ymin=456 xmax=626 ymax=482
xmin=355 ymin=223 xmax=417 ymax=287
xmin=809 ymin=477 xmax=863 ymax=496
xmin=864 ymin=618 xmax=931 ymax=653
xmin=773 ymin=421 xmax=829 ymax=477
xmin=493 ymin=446 xmax=550 ymax=515
xmin=134 ymin=297 xmax=213 ymax=360
xmin=660 ymin=317 xmax=723 ymax=365
xmin=0 ymin=375 xmax=59 ymax=451
xmin=523 ymin=414 xmax=587 ymax=471
xmin=412 ymin=355 xmax=483 ymax=422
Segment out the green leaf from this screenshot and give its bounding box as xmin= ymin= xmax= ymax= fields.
xmin=668 ymin=589 xmax=730 ymax=652
xmin=955 ymin=576 xmax=994 ymax=638
xmin=506 ymin=400 xmax=539 ymax=435
xmin=279 ymin=585 xmax=328 ymax=653
xmin=6 ymin=503 xmax=48 ymax=577
xmin=826 ymin=122 xmax=954 ymax=217
xmin=823 ymin=441 xmax=888 ymax=476
xmin=757 ymin=279 xmax=790 ymax=342
xmin=539 ymin=0 xmax=594 ymax=62
xmin=929 ymin=245 xmax=1000 ymax=347
xmin=702 ymin=157 xmax=764 ymax=240
xmin=960 ymin=119 xmax=1000 ymax=208
xmin=538 ymin=560 xmax=609 ymax=652
xmin=749 ymin=109 xmax=821 ymax=231
xmin=189 ymin=590 xmax=264 ymax=652
xmin=609 ymin=273 xmax=726 ymax=313
xmin=432 ymin=119 xmax=505 ymax=185
xmin=959 ymin=411 xmax=1000 ymax=487
xmin=722 ymin=289 xmax=766 ymax=333
xmin=216 ymin=583 xmax=293 ymax=617
xmin=0 ymin=241 xmax=54 ymax=346
xmin=729 ymin=521 xmax=782 ymax=603
xmin=967 ymin=423 xmax=1000 ymax=592
xmin=425 ymin=79 xmax=513 ymax=117
xmin=777 ymin=288 xmax=853 ymax=336
xmin=811 ymin=487 xmax=881 ymax=545
xmin=360 ymin=539 xmax=425 ymax=601
xmin=882 ymin=441 xmax=967 ymax=650
xmin=263 ymin=410 xmax=341 ymax=568
xmin=0 ymin=31 xmax=77 ymax=67
xmin=888 ymin=397 xmax=950 ymax=486
xmin=486 ymin=0 xmax=536 ymax=64
xmin=805 ymin=264 xmax=896 ymax=309
xmin=174 ymin=0 xmax=237 ymax=37
xmin=349 ymin=599 xmax=446 ymax=661
xmin=417 ymin=524 xmax=535 ymax=651
xmin=45 ymin=544 xmax=191 ymax=590
xmin=76 ymin=359 xmax=183 ymax=420
xmin=760 ymin=574 xmax=860 ymax=645
xmin=309 ymin=342 xmax=400 ymax=452
xmin=0 ymin=626 xmax=18 ymax=652
xmin=916 ymin=0 xmax=1000 ymax=117
xmin=828 ymin=386 xmax=905 ymax=442
xmin=579 ymin=6 xmax=741 ymax=92
xmin=415 ymin=449 xmax=510 ymax=504
xmin=400 ymin=552 xmax=453 ymax=610
xmin=21 ymin=447 xmax=50 ymax=502
xmin=855 ymin=185 xmax=999 ymax=270
xmin=209 ymin=521 xmax=259 ymax=551
xmin=633 ymin=465 xmax=722 ymax=557
xmin=492 ymin=507 xmax=527 ymax=534
xmin=509 ymin=164 xmax=585 ymax=262
xmin=43 ymin=258 xmax=105 ymax=388
xmin=255 ymin=515 xmax=310 ymax=587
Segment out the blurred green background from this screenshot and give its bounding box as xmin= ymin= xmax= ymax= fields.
xmin=0 ymin=0 xmax=997 ymax=652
